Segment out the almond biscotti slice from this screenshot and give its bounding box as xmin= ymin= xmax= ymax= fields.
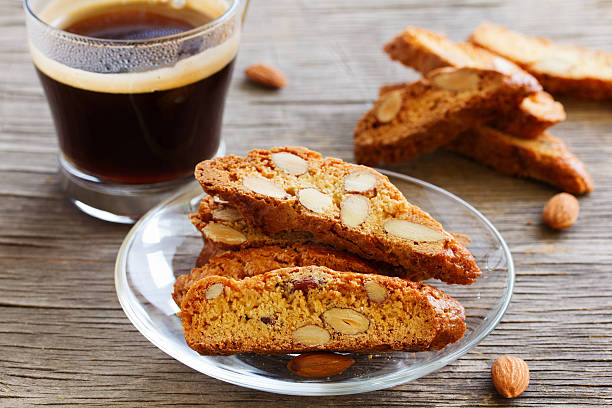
xmin=491 ymin=92 xmax=565 ymax=140
xmin=172 ymin=243 xmax=382 ymax=307
xmin=378 ymin=84 xmax=562 ymax=143
xmin=190 ymin=195 xmax=472 ymax=284
xmin=445 ymin=126 xmax=593 ymax=194
xmin=195 ymin=147 xmax=480 ymax=284
xmin=354 ymin=67 xmax=541 ymax=166
xmin=190 ymin=195 xmax=315 ymax=249
xmin=470 ymin=22 xmax=612 ymax=101
xmin=383 ymin=27 xmax=565 ymax=138
xmin=181 ymin=266 xmax=466 ymax=355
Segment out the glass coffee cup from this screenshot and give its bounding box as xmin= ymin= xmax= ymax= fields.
xmin=25 ymin=0 xmax=246 ymax=223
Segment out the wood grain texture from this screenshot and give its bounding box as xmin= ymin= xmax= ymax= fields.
xmin=1 ymin=0 xmax=612 ymax=406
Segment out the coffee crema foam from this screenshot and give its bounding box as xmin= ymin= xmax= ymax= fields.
xmin=30 ymin=0 xmax=239 ymax=94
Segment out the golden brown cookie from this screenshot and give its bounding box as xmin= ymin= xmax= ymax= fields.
xmin=383 ymin=27 xmax=565 ymax=138
xmin=189 ymin=197 xmax=475 ymax=285
xmin=354 ymin=67 xmax=541 ymax=166
xmin=446 ymin=126 xmax=593 ymax=194
xmin=172 ymin=243 xmax=382 ymax=307
xmin=470 ymin=22 xmax=612 ymax=100
xmin=190 ymin=196 xmax=314 ymax=249
xmin=195 ymin=147 xmax=481 ymax=285
xmin=180 ymin=266 xmax=466 ymax=355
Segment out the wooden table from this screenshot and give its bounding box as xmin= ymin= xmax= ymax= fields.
xmin=2 ymin=0 xmax=611 ymax=405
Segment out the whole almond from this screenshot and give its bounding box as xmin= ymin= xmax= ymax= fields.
xmin=491 ymin=356 xmax=529 ymax=398
xmin=542 ymin=192 xmax=579 ymax=230
xmin=245 ymin=64 xmax=287 ymax=88
xmin=287 ymin=353 xmax=355 ymax=378
xmin=287 ymin=352 xmax=355 ymax=378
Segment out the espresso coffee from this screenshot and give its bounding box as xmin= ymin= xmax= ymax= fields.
xmin=32 ymin=0 xmax=238 ymax=184
xmin=63 ymin=3 xmax=210 ymax=40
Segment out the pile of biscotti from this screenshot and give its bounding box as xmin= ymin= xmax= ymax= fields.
xmin=173 ymin=146 xmax=480 ymax=355
xmin=355 ymin=23 xmax=603 ymax=195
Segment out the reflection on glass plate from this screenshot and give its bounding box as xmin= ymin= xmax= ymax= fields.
xmin=115 ymin=170 xmax=514 ymax=396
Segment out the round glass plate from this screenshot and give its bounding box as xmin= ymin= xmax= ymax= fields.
xmin=115 ymin=170 xmax=514 ymax=396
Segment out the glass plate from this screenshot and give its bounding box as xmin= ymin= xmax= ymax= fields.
xmin=115 ymin=170 xmax=514 ymax=396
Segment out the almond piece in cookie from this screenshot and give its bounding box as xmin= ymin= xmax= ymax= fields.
xmin=364 ymin=280 xmax=387 ymax=303
xmin=243 ymin=176 xmax=288 ymax=198
xmin=344 ymin=169 xmax=378 ymax=194
xmin=211 ymin=206 xmax=242 ymax=222
xmin=292 ymin=325 xmax=331 ymax=347
xmin=375 ymin=90 xmax=403 ymax=123
xmin=383 ymin=219 xmax=444 ymax=242
xmin=323 ymin=308 xmax=370 ymax=335
xmin=271 ymin=152 xmax=308 ymax=176
xmin=340 ymin=194 xmax=370 ymax=228
xmin=298 ymin=188 xmax=334 ymax=214
xmin=430 ymin=68 xmax=480 ymax=91
xmin=204 ymin=282 xmax=225 ymax=300
xmin=202 ymin=223 xmax=246 ymax=245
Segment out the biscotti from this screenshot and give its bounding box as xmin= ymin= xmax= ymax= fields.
xmin=195 ymin=147 xmax=481 ymax=284
xmin=446 ymin=126 xmax=593 ymax=194
xmin=173 ymin=243 xmax=382 ymax=307
xmin=383 ymin=27 xmax=565 ymax=138
xmin=191 ymin=196 xmax=314 ymax=249
xmin=353 ymin=67 xmax=541 ymax=166
xmin=181 ymin=266 xmax=466 ymax=355
xmin=470 ymin=22 xmax=612 ymax=100
xmin=491 ymin=92 xmax=564 ymax=140
xmin=191 ymin=196 xmax=475 ymax=284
